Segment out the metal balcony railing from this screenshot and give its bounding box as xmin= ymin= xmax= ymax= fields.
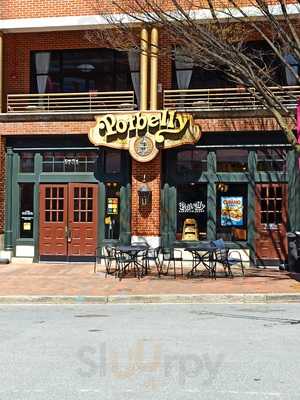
xmin=163 ymin=86 xmax=300 ymax=112
xmin=7 ymin=91 xmax=136 ymax=114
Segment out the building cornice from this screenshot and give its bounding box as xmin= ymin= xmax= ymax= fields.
xmin=0 ymin=4 xmax=299 ymax=33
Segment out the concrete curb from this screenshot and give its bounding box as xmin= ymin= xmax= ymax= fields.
xmin=0 ymin=293 xmax=299 ymax=304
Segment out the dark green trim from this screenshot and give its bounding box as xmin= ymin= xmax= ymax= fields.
xmin=4 ymin=148 xmax=13 ymax=251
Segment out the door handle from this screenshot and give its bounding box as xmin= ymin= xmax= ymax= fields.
xmin=65 ymin=226 xmax=72 ymax=242
xmin=67 ymin=227 xmax=72 ymax=243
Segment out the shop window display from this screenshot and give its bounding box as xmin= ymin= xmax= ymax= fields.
xmin=105 ymin=182 xmax=120 ymax=239
xmin=19 ymin=183 xmax=34 ymax=238
xmin=216 ymin=183 xmax=248 ymax=241
xmin=176 ymin=183 xmax=207 ymax=240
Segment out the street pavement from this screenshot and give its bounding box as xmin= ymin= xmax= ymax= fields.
xmin=0 ymin=304 xmax=299 ymax=399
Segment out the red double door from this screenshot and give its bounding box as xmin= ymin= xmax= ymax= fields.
xmin=39 ymin=184 xmax=98 ymax=261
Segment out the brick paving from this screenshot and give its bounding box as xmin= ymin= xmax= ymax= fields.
xmin=0 ymin=262 xmax=299 ymax=296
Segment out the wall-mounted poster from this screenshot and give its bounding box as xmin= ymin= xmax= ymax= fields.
xmin=221 ymin=196 xmax=243 ymax=226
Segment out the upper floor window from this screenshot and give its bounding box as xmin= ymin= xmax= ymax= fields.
xmin=172 ymin=41 xmax=287 ymax=89
xmin=31 ymin=49 xmax=133 ymax=94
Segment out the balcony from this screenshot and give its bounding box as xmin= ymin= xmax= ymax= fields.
xmin=6 ymin=91 xmax=136 ymax=114
xmin=163 ymin=86 xmax=300 ymax=114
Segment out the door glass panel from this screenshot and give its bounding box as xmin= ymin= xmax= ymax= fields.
xmin=260 ymin=185 xmax=284 ymax=226
xmin=44 ymin=186 xmax=65 ymax=223
xmin=19 ymin=183 xmax=34 ymax=238
xmin=87 ymin=212 xmax=93 ymax=222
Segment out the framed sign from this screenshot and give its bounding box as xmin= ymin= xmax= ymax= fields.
xmin=89 ymin=110 xmax=201 ymax=162
xmin=221 ymin=196 xmax=243 ymax=226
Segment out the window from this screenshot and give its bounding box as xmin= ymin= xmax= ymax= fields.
xmin=19 ymin=183 xmax=34 ymax=238
xmin=176 ymin=149 xmax=207 ymax=175
xmin=216 ymin=183 xmax=248 ymax=241
xmin=176 ymin=183 xmax=207 ymax=241
xmin=42 ymin=152 xmax=98 ymax=173
xmin=105 ymin=182 xmax=120 ymax=239
xmin=217 ymin=149 xmax=248 ymax=172
xmin=20 ymin=152 xmax=34 ymax=173
xmin=260 ymin=185 xmax=284 ymax=225
xmin=31 ymin=49 xmax=132 ymax=94
xmin=105 ymin=151 xmax=121 ymax=174
xmin=257 ymin=148 xmax=287 ymax=172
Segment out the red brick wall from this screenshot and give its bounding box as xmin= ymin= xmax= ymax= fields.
xmin=0 ymin=135 xmax=5 ymax=234
xmin=1 ymin=0 xmax=296 ymax=20
xmin=131 ymin=155 xmax=161 ymax=237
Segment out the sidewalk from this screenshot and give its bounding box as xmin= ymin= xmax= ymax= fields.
xmin=0 ymin=262 xmax=299 ymax=303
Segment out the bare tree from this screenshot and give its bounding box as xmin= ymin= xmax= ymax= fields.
xmin=93 ymin=0 xmax=300 ymax=151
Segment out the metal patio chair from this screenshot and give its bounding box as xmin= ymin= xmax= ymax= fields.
xmin=142 ymin=247 xmax=162 ymax=276
xmin=161 ymin=248 xmax=183 ymax=279
xmin=211 ymin=239 xmax=245 ymax=277
xmin=94 ymin=245 xmax=117 ymax=277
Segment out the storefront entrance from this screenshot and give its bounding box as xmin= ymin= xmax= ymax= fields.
xmin=255 ymin=184 xmax=288 ymax=265
xmin=39 ymin=183 xmax=98 ymax=261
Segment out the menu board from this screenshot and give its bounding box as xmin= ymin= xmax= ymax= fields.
xmin=107 ymin=198 xmax=119 ymax=215
xmin=221 ymin=196 xmax=243 ymax=226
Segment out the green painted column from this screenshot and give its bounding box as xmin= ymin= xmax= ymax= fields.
xmin=207 ymin=151 xmax=216 ymax=240
xmin=120 ymin=183 xmax=131 ymax=244
xmin=247 ymin=151 xmax=257 ymax=265
xmin=4 ymin=148 xmax=13 ymax=250
xmin=33 ymin=153 xmax=42 ymax=262
xmin=287 ymin=150 xmax=296 ymax=231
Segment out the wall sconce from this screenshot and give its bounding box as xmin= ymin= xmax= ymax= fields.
xmin=138 ymin=175 xmax=152 ymax=206
xmin=217 ymin=183 xmax=229 ymax=193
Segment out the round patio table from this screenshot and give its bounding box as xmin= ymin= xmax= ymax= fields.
xmin=116 ymin=245 xmax=148 ymax=279
xmin=185 ymin=244 xmax=218 ymax=279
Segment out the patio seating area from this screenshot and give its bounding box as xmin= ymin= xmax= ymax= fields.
xmin=94 ymin=239 xmax=246 ymax=281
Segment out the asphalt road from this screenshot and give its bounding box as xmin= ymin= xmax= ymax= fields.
xmin=0 ymin=304 xmax=299 ymax=400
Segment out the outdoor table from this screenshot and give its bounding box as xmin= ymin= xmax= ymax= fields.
xmin=185 ymin=244 xmax=218 ymax=279
xmin=116 ymin=245 xmax=148 ymax=279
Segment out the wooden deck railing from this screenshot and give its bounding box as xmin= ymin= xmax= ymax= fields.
xmin=163 ymin=86 xmax=300 ymax=112
xmin=7 ymin=91 xmax=136 ymax=113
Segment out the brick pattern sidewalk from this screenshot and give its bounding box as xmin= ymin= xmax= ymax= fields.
xmin=0 ymin=263 xmax=299 ymax=296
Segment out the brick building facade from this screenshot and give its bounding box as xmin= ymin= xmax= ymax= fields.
xmin=0 ymin=1 xmax=299 ymax=265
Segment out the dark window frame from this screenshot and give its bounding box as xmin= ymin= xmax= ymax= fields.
xmin=30 ymin=48 xmax=133 ymax=93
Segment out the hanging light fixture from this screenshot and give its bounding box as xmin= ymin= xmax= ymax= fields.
xmin=138 ymin=175 xmax=152 ymax=206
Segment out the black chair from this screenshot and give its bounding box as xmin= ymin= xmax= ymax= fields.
xmin=142 ymin=247 xmax=162 ymax=276
xmin=94 ymin=245 xmax=116 ymax=276
xmin=161 ymin=248 xmax=183 ymax=279
xmin=211 ymin=239 xmax=245 ymax=277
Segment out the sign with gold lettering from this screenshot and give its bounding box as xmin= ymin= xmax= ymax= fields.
xmin=89 ymin=110 xmax=201 ymax=162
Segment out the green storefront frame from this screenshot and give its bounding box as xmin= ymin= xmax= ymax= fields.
xmin=161 ymin=142 xmax=300 ymax=266
xmin=4 ymin=140 xmax=131 ymax=261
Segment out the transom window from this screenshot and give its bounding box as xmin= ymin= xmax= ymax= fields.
xmin=31 ymin=49 xmax=133 ymax=93
xmin=217 ymin=149 xmax=248 ymax=172
xmin=42 ymin=152 xmax=98 ymax=173
xmin=257 ymin=148 xmax=287 ymax=172
xmin=176 ymin=149 xmax=207 ymax=175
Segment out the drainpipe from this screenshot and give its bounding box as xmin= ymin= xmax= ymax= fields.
xmin=150 ymin=27 xmax=159 ymax=111
xmin=0 ymin=33 xmax=3 ymax=113
xmin=140 ymin=27 xmax=148 ymax=110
